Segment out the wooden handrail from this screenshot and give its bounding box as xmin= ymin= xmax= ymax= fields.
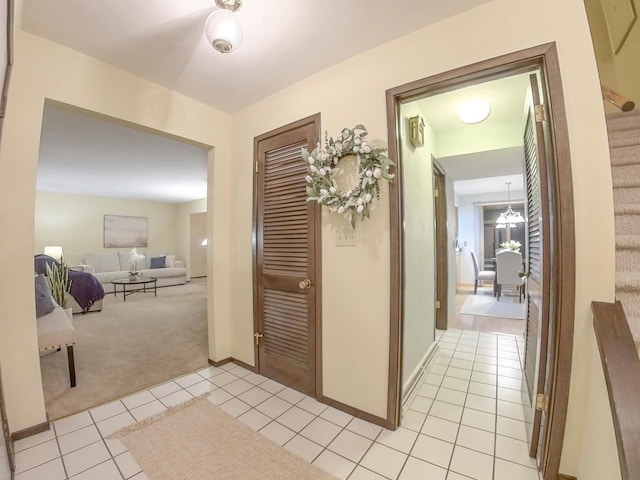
xmin=602 ymin=84 xmax=635 ymax=112
xmin=592 ymin=301 xmax=640 ymax=480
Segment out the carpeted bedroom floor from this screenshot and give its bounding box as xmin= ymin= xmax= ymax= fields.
xmin=39 ymin=279 xmax=209 ymax=420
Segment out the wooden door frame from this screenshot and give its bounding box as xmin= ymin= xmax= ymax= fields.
xmin=251 ymin=113 xmax=323 ymax=399
xmin=433 ymin=160 xmax=448 ymax=330
xmin=385 ymin=43 xmax=575 ymax=480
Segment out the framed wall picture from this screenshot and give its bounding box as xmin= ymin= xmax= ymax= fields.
xmin=104 ymin=215 xmax=148 ymax=248
xmin=601 ymin=0 xmax=637 ymax=54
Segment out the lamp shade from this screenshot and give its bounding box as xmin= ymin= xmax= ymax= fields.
xmin=205 ymin=9 xmax=243 ymax=53
xmin=44 ymin=245 xmax=64 ymax=261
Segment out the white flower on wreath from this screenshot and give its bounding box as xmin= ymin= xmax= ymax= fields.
xmin=302 ymin=124 xmax=395 ymax=229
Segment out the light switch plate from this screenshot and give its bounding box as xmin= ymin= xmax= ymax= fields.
xmin=336 ymin=231 xmax=357 ymax=247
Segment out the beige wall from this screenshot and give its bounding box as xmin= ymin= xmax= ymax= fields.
xmin=584 ymin=0 xmax=640 ymax=109
xmin=228 ymin=0 xmax=618 ymax=475
xmin=176 ymin=198 xmax=207 ymax=279
xmin=0 ymin=27 xmax=232 ymax=431
xmin=189 ymin=212 xmax=208 ymax=278
xmin=34 ymin=191 xmax=182 ymax=266
xmin=400 ymin=103 xmax=437 ymax=386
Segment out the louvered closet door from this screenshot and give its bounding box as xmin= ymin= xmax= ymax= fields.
xmin=254 ymin=115 xmax=320 ymax=396
xmin=523 ymin=73 xmax=552 ymax=461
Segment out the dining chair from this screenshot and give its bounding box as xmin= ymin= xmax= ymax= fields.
xmin=496 ymin=249 xmax=525 ymax=302
xmin=470 ymin=250 xmax=496 ymax=295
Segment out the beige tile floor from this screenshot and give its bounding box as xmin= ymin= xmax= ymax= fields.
xmin=14 ymin=325 xmax=538 ymax=480
xmin=15 ymin=283 xmax=536 ymax=479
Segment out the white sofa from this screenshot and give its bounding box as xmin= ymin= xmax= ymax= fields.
xmin=78 ymin=252 xmax=187 ymax=294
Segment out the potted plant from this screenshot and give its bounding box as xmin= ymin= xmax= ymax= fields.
xmin=129 ymin=248 xmax=145 ymax=281
xmin=45 ymin=260 xmax=72 ymax=319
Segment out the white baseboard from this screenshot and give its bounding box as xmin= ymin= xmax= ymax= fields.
xmin=401 ymin=342 xmax=440 ymax=416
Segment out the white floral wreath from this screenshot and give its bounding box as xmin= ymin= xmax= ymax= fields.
xmin=303 ymin=125 xmax=394 ymax=228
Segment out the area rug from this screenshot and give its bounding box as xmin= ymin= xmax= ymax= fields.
xmin=459 ymin=294 xmax=526 ymax=320
xmin=40 ymin=281 xmax=209 ymax=420
xmin=110 ymin=396 xmax=337 ymax=480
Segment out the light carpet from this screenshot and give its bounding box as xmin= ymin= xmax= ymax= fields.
xmin=40 ymin=281 xmax=209 ymax=420
xmin=111 ymin=396 xmax=337 ymax=480
xmin=459 ymin=294 xmax=526 ymax=320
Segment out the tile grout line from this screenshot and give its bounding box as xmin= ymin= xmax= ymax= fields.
xmin=435 ymin=331 xmax=465 ymax=477
xmin=492 ymin=342 xmax=500 ymax=480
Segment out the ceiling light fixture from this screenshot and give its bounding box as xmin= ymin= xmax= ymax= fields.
xmin=496 ymin=182 xmax=525 ymax=229
xmin=458 ymin=99 xmax=491 ymax=124
xmin=205 ymin=0 xmax=244 ymax=54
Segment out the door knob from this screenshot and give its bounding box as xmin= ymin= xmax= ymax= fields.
xmin=298 ymin=279 xmax=312 ymax=289
xmin=518 ymin=271 xmax=529 ymax=278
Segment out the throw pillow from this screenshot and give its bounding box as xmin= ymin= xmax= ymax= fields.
xmin=35 ymin=274 xmax=55 ymax=318
xmin=150 ymin=256 xmax=166 ymax=269
xmin=165 ymin=255 xmax=176 ymax=268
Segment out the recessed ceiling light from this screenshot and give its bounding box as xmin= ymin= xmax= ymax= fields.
xmin=458 ymin=100 xmax=491 ymax=124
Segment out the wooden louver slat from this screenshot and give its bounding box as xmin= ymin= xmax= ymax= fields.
xmin=263 ymin=288 xmax=309 ymax=368
xmin=260 ymin=139 xmax=310 ymax=365
xmin=262 ymin=140 xmax=309 ymax=276
xmin=524 ymin=296 xmax=539 ymax=394
xmin=524 ymin=110 xmax=542 ymax=283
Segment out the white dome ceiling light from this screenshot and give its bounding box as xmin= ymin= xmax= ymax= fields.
xmin=458 ymin=99 xmax=491 ymax=124
xmin=205 ymin=0 xmax=244 ymax=54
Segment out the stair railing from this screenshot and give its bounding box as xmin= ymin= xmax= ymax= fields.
xmin=592 ymin=301 xmax=640 ymax=480
xmin=602 ymin=84 xmax=636 ymax=112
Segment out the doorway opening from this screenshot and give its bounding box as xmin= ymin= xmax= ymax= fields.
xmin=386 ymin=44 xmax=576 ymax=480
xmin=34 ymin=100 xmax=212 ymax=420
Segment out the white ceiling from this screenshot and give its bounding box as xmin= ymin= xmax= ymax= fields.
xmin=22 ymin=0 xmax=492 ymax=113
xmin=454 ymin=174 xmax=524 ymax=197
xmin=416 ymin=74 xmax=532 ymax=197
xmin=438 ymin=147 xmax=525 ymax=182
xmin=37 ymin=104 xmax=209 ymax=203
xmin=27 ymin=1 xmax=530 ymax=203
xmin=415 ymin=74 xmax=531 ymax=133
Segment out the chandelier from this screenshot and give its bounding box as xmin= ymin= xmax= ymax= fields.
xmin=205 ymin=0 xmax=244 ymax=54
xmin=495 ymin=182 xmax=525 ymax=229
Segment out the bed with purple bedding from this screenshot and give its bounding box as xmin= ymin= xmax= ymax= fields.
xmin=34 ymin=254 xmax=105 ymax=313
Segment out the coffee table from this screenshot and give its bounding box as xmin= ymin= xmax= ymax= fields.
xmin=111 ymin=277 xmax=157 ymax=301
